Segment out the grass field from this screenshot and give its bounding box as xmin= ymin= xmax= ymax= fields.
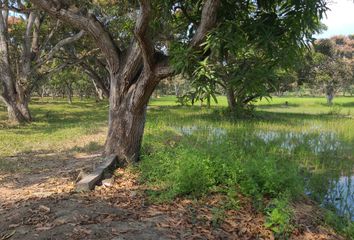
xmin=0 ymin=95 xmax=353 ymax=238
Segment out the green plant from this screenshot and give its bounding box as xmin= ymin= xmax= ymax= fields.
xmin=176 ymin=95 xmax=191 ymax=106
xmin=171 ymin=152 xmax=214 ymax=197
xmin=324 ymin=210 xmax=354 ymax=240
xmin=265 ymin=198 xmax=293 ymax=239
xmin=238 ymin=153 xmax=303 ymax=200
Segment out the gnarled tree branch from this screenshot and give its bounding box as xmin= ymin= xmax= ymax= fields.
xmin=190 ymin=0 xmax=220 ymax=48
xmin=36 ymin=30 xmax=85 ymax=67
xmin=30 ymin=0 xmax=121 ymax=73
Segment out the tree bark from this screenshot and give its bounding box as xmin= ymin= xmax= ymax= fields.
xmin=0 ymin=7 xmax=30 ymax=123
xmin=105 ymin=93 xmax=148 ymax=164
xmin=226 ymin=87 xmax=236 ymax=110
xmin=31 ymin=0 xmax=221 ymax=164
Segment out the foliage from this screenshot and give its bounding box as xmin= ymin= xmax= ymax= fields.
xmin=46 ymin=66 xmax=95 ymax=102
xmin=176 ymin=94 xmax=191 ymax=106
xmin=265 ymin=197 xmax=293 ymax=238
xmin=169 ymin=0 xmax=328 ymax=112
xmin=324 ymin=210 xmax=354 ymax=239
xmin=297 ymin=35 xmax=354 ymax=101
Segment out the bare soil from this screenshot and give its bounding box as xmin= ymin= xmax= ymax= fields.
xmin=0 ymin=151 xmax=345 ymax=240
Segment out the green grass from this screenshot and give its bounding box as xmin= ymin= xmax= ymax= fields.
xmin=0 ymin=95 xmax=353 ymax=238
xmin=0 ymin=97 xmax=108 ymax=157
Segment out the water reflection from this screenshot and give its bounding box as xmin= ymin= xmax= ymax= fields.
xmin=324 ymin=176 xmax=354 ymax=221
xmin=256 ymin=129 xmax=353 ymax=221
xmin=255 ymin=130 xmax=342 ymax=154
xmin=173 ymin=125 xmax=226 ymax=143
xmin=172 ymin=125 xmax=353 ymax=221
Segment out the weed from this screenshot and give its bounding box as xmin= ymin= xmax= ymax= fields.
xmin=265 ymin=197 xmax=293 ymax=239
xmin=324 ymin=210 xmax=354 ymax=239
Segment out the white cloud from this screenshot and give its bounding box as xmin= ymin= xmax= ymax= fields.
xmin=316 ymin=0 xmax=354 ymax=38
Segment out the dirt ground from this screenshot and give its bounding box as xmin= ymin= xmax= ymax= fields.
xmin=0 ymin=151 xmax=345 ymax=240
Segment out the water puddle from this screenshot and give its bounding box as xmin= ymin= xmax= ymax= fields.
xmin=324 ymin=176 xmax=354 ymax=221
xmin=173 ymin=125 xmax=227 ymax=143
xmin=176 ymin=126 xmax=198 ymax=136
xmin=255 ymin=130 xmax=342 ymax=154
xmin=172 ymin=125 xmax=353 ymax=221
xmin=255 ymin=129 xmax=352 ymax=221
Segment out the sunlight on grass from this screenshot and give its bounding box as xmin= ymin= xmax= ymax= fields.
xmin=0 ymin=95 xmax=353 ymax=236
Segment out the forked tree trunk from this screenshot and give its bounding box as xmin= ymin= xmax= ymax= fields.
xmin=105 ymin=71 xmax=160 ymax=164
xmin=4 ymin=99 xmax=28 ymax=123
xmin=1 ymin=83 xmax=31 ymax=123
xmin=31 ymin=0 xmax=221 ymax=164
xmin=16 ymin=83 xmax=32 ymax=120
xmin=1 ymin=6 xmax=85 ymax=123
xmin=0 ymin=33 xmax=31 ymax=123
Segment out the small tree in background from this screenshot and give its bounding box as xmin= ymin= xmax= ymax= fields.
xmin=311 ymin=37 xmax=353 ymax=104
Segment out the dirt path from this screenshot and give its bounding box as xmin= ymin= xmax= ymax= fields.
xmin=0 ymin=152 xmax=344 ymax=240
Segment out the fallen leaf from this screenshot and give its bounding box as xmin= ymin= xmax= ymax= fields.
xmin=35 ymin=227 xmax=53 ymax=231
xmin=38 ymin=205 xmax=51 ymax=213
xmin=8 ymin=224 xmax=20 ymax=229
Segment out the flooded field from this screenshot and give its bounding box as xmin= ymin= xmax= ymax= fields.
xmin=172 ymin=124 xmax=353 ymax=221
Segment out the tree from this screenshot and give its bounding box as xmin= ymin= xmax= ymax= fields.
xmin=30 ymin=0 xmax=220 ymax=165
xmin=47 ymin=65 xmax=95 ymax=103
xmin=0 ymin=1 xmax=85 ymax=123
xmin=30 ymin=0 xmax=328 ymax=165
xmin=310 ymin=37 xmax=353 ymax=104
xmin=170 ymin=0 xmax=328 ymax=112
xmin=0 ymin=3 xmax=39 ymax=123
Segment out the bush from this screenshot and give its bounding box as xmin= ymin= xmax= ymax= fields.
xmin=171 ymin=153 xmax=214 ymax=197
xmin=140 ymin=132 xmax=303 ymax=204
xmin=238 ymin=150 xmax=303 ymax=200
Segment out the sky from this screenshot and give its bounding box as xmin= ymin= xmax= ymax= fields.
xmin=315 ymin=0 xmax=354 ymax=39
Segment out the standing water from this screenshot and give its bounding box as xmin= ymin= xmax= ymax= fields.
xmin=172 ymin=125 xmax=353 ymax=221
xmin=255 ymin=129 xmax=353 ymax=221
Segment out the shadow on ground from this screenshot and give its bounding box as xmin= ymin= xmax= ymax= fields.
xmin=0 ymin=149 xmax=345 ymax=240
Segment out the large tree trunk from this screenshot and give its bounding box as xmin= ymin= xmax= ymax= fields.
xmin=105 ymin=100 xmax=148 ymax=164
xmin=16 ymin=80 xmax=32 ymax=120
xmin=105 ymin=69 xmax=160 ymax=165
xmin=2 ymin=97 xmax=28 ymax=123
xmin=31 ymin=0 xmax=221 ymax=164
